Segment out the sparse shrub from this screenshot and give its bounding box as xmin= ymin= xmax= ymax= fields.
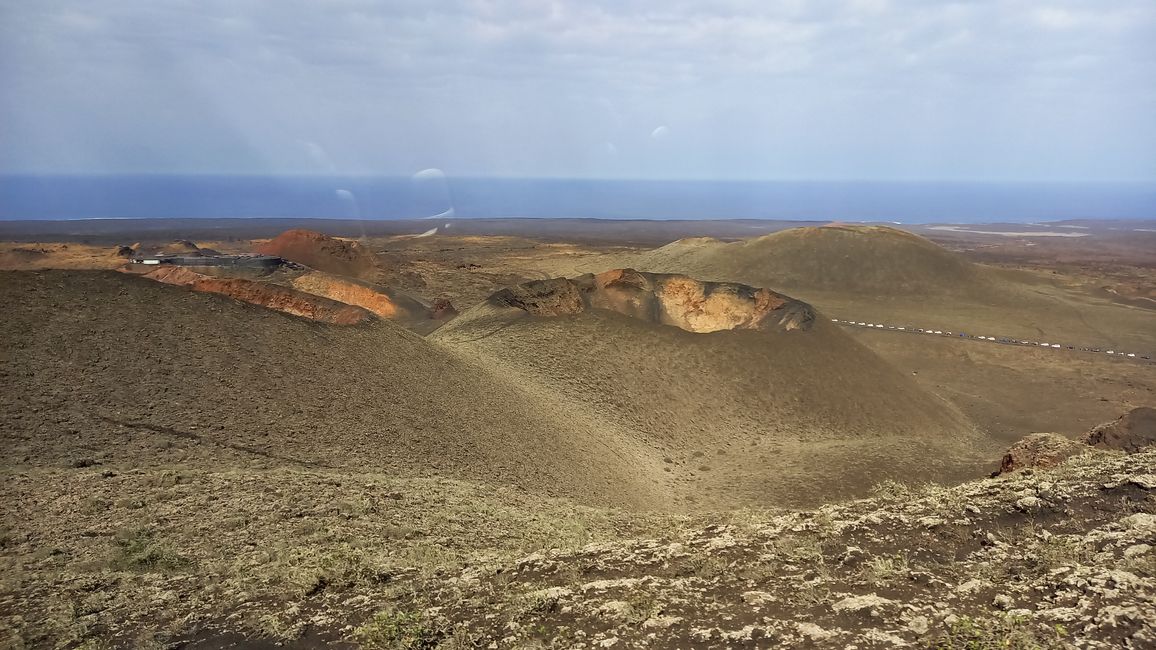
xmin=1032 ymin=536 xmax=1090 ymax=573
xmin=919 ymin=482 xmax=966 ymax=514
xmin=625 ymin=592 xmax=661 ymax=624
xmin=1124 ymin=553 xmax=1155 ymax=576
xmin=254 ymin=609 xmax=305 ymax=642
xmin=281 ymin=545 xmax=393 ymax=597
xmin=551 ymin=562 xmax=581 ymax=585
xmin=1116 ymin=495 xmax=1144 ymax=515
xmin=772 ymin=534 xmax=823 ymax=564
xmin=400 ymin=542 xmax=461 ymax=577
xmin=109 ymin=528 xmax=191 ymax=573
xmin=811 ymin=510 xmax=838 ymax=538
xmin=517 ymin=589 xmax=563 ymax=617
xmin=860 ymin=553 xmax=909 ymax=585
xmin=871 ymin=479 xmax=915 ymax=501
xmin=722 ymin=508 xmax=774 ymax=535
xmin=355 ymin=610 xmax=439 ymax=650
xmin=933 ymin=614 xmax=1068 ymax=650
xmin=791 ymin=580 xmax=831 ymax=608
xmin=437 ymin=623 xmax=485 ymax=650
xmin=517 ymin=623 xmax=577 ymax=647
xmin=517 ymin=517 xmax=592 ymax=553
xmin=686 ymin=554 xmax=730 ymax=580
xmin=736 ymin=558 xmax=777 ymax=583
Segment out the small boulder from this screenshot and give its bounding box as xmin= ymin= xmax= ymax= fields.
xmin=430 ymin=296 xmax=458 ymax=320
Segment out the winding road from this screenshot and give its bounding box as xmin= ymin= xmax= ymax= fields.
xmin=831 ymin=318 xmax=1153 ymax=364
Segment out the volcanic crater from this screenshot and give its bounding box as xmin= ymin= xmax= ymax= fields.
xmin=490 ymin=268 xmax=815 ymax=334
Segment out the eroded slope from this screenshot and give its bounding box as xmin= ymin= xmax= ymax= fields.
xmin=0 ymin=270 xmax=667 ymax=510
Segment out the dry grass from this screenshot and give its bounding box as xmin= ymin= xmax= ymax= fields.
xmin=0 ymin=465 xmax=682 ymax=648
xmin=860 ymin=553 xmax=910 ymax=585
xmin=933 ymin=614 xmax=1069 ymax=650
xmin=355 ymin=610 xmax=440 ymax=650
xmin=108 ymin=528 xmax=192 ymax=573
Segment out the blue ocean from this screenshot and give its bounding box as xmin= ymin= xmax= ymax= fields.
xmin=1 ymin=175 xmax=1153 ymax=223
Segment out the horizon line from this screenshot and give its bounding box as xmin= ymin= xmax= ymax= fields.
xmin=2 ymin=172 xmax=1156 ymax=186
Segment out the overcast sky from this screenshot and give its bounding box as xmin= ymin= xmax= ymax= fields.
xmin=1 ymin=0 xmax=1154 ymax=181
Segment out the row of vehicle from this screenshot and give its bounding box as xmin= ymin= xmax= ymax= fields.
xmin=829 ymin=319 xmax=1151 ymax=361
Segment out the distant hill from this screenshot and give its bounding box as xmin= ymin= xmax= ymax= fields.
xmin=433 ymin=270 xmax=995 ymax=509
xmin=157 ymin=240 xmax=204 ymax=256
xmin=255 ymin=229 xmax=382 ymax=280
xmin=627 ymin=224 xmax=1156 ymax=352
xmin=636 ymin=225 xmax=986 ymax=297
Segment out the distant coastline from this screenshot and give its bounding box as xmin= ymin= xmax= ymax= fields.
xmin=2 ymin=175 xmax=1153 ymax=223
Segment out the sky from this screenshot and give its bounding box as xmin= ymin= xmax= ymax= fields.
xmin=1 ymin=0 xmax=1154 ymax=182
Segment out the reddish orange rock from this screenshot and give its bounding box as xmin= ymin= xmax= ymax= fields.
xmin=143 ymin=266 xmax=373 ymax=325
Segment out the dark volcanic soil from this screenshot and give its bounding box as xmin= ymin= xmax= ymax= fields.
xmin=0 ymin=269 xmax=667 ymax=510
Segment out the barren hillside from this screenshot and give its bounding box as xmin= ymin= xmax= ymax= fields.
xmin=637 ymin=225 xmax=985 ymax=296
xmin=396 ymin=447 xmax=1156 ymax=649
xmin=433 ymin=270 xmax=997 ymax=510
xmin=3 ymin=426 xmax=1149 ymax=648
xmin=0 ymin=270 xmax=668 ymax=510
xmin=1 ymin=269 xmax=1152 ymax=650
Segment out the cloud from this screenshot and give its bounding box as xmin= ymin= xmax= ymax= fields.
xmin=1 ymin=0 xmax=1153 ymax=180
xmin=412 ymin=168 xmax=447 ymax=181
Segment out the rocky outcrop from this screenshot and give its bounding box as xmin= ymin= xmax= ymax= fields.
xmin=995 ymin=432 xmax=1092 ymax=475
xmin=290 ymin=271 xmax=420 ymax=319
xmin=1083 ymin=407 xmax=1156 ymax=453
xmin=255 ymin=229 xmax=381 ymax=279
xmin=996 ymin=407 xmax=1156 ymax=476
xmin=143 ymin=266 xmax=373 ymax=325
xmin=490 ymin=268 xmax=815 ymax=334
xmin=383 ymin=448 xmax=1156 ymax=649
